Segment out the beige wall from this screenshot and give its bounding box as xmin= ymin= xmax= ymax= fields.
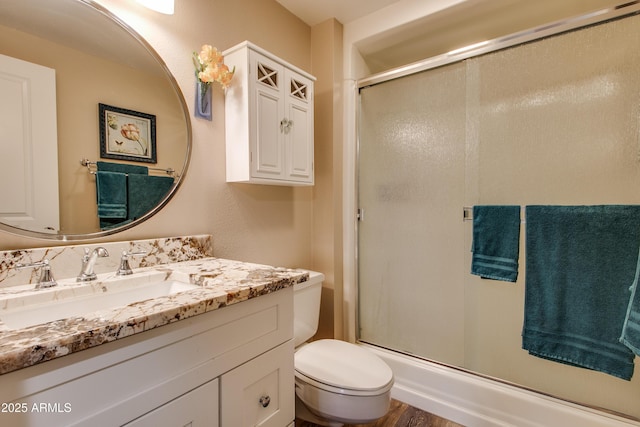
xmin=0 ymin=0 xmax=320 ymax=275
xmin=311 ymin=19 xmax=344 ymax=340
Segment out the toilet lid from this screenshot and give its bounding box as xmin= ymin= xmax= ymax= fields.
xmin=295 ymin=340 xmax=393 ymax=392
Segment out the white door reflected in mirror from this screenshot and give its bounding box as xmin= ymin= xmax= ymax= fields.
xmin=0 ymin=54 xmax=59 ymax=233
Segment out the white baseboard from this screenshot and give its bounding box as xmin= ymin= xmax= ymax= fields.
xmin=363 ymin=344 xmax=640 ymax=427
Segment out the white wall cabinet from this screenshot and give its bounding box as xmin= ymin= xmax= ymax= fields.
xmin=0 ymin=288 xmax=294 ymax=427
xmin=224 ymin=41 xmax=315 ymax=186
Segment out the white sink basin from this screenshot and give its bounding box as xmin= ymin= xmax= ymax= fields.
xmin=0 ymin=278 xmax=199 ymax=330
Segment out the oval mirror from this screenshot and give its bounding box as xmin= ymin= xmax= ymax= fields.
xmin=0 ymin=0 xmax=191 ymax=240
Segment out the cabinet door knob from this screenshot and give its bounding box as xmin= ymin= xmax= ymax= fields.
xmin=280 ymin=118 xmax=293 ymax=134
xmin=259 ymin=395 xmax=271 ymax=408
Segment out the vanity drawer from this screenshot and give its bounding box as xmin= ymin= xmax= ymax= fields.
xmin=124 ymin=378 xmax=219 ymax=427
xmin=221 ymin=339 xmax=295 ymax=427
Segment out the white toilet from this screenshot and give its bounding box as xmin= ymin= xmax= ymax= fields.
xmin=294 ymin=271 xmax=394 ymax=426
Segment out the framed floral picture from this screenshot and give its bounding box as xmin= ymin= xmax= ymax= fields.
xmin=99 ymin=103 xmax=157 ymax=163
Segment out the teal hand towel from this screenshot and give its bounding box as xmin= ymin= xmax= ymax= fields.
xmin=620 ymin=248 xmax=640 ymax=356
xmin=96 ymin=171 xmax=127 ymax=219
xmin=97 ymin=161 xmax=148 ymax=175
xmin=127 ymin=174 xmax=174 ymax=220
xmin=523 ymin=205 xmax=640 ymax=380
xmin=471 ymin=205 xmax=521 ymax=282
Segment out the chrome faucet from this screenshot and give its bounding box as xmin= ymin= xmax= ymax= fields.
xmin=77 ymin=247 xmax=109 ymax=282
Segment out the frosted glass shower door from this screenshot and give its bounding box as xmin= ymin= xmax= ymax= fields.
xmin=358 ymin=62 xmax=467 ymax=364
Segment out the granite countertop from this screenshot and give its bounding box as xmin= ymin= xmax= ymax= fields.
xmin=0 ymin=257 xmax=308 ymax=375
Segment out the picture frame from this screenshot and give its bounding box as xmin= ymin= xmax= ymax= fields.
xmin=99 ymin=103 xmax=157 ymax=163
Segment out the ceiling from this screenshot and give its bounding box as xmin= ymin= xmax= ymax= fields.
xmin=0 ymin=0 xmax=162 ymax=75
xmin=276 ymin=0 xmax=631 ymax=73
xmin=275 ymin=0 xmax=403 ymax=26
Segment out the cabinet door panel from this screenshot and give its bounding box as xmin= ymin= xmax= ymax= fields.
xmin=251 ymin=51 xmax=285 ymax=180
xmin=287 ymin=102 xmax=313 ymax=181
xmin=285 ymin=69 xmax=313 ymax=183
xmin=254 ymin=89 xmax=283 ymax=178
xmin=221 ymin=340 xmax=294 ymax=427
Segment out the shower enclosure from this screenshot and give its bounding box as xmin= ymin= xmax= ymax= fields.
xmin=357 ymin=6 xmax=640 ymax=419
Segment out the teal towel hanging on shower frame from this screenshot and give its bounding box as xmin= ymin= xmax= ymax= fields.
xmin=523 ymin=205 xmax=640 ymax=380
xmin=471 ymin=205 xmax=521 ymax=282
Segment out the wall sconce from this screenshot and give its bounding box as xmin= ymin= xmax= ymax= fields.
xmin=135 ymin=0 xmax=174 ymax=15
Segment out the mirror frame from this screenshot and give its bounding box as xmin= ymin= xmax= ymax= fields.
xmin=0 ymin=0 xmax=192 ymax=241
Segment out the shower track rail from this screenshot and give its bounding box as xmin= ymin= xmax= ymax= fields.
xmin=358 ymin=1 xmax=640 ymax=89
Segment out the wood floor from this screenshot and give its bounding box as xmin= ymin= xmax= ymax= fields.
xmin=295 ymin=399 xmax=465 ymax=427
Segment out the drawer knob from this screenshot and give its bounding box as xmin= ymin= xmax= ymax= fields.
xmin=259 ymin=395 xmax=271 ymax=408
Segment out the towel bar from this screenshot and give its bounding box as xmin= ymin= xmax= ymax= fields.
xmin=80 ymin=158 xmax=176 ymax=177
xmin=463 ymin=206 xmax=526 ymax=223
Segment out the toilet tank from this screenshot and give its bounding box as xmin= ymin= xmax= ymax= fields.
xmin=293 ymin=270 xmax=324 ymax=347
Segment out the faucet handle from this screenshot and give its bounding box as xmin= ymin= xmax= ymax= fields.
xmin=16 ymin=259 xmax=58 ymax=289
xmin=116 ymin=250 xmax=147 ymax=276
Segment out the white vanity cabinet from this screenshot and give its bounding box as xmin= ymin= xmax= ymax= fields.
xmin=224 ymin=41 xmax=315 ymax=186
xmin=0 ymin=288 xmax=294 ymax=427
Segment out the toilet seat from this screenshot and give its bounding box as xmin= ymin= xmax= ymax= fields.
xmin=295 ymin=340 xmax=394 ymax=396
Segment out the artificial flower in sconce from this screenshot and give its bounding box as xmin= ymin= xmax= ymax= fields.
xmin=192 ymin=44 xmax=235 ymax=120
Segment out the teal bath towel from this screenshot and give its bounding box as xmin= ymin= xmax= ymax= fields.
xmin=127 ymin=174 xmax=174 ymax=220
xmin=96 ymin=171 xmax=127 ymax=219
xmin=97 ymin=161 xmax=148 ymax=175
xmin=523 ymin=205 xmax=640 ymax=380
xmin=471 ymin=205 xmax=521 ymax=282
xmin=620 ymin=247 xmax=640 ymax=356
